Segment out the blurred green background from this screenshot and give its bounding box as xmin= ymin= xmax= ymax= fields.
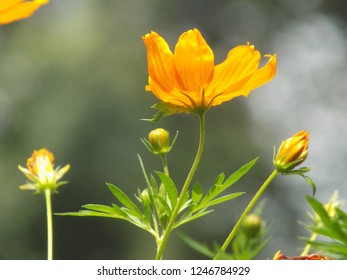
xmin=1 ymin=0 xmax=347 ymax=259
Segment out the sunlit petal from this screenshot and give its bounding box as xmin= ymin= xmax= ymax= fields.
xmin=0 ymin=0 xmax=23 ymax=11
xmin=241 ymin=54 xmax=277 ymax=92
xmin=142 ymin=32 xmax=175 ymax=94
xmin=0 ymin=0 xmax=49 ymax=25
xmin=207 ymin=44 xmax=260 ymax=96
xmin=211 ymin=54 xmax=277 ymax=106
xmin=146 ymin=77 xmax=192 ymax=108
xmin=173 ymin=29 xmax=214 ymax=93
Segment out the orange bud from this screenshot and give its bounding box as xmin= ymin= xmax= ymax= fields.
xmin=273 ymin=130 xmax=309 ymax=173
xmin=18 ymin=148 xmax=70 ymax=193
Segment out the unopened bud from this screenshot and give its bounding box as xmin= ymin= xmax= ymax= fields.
xmin=273 ymin=130 xmax=309 ymax=173
xmin=241 ymin=214 xmax=263 ymax=238
xmin=140 ymin=189 xmax=152 ymax=206
xmin=148 ymin=128 xmax=171 ymax=155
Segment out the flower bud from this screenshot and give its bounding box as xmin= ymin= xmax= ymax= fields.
xmin=273 ymin=130 xmax=309 ymax=173
xmin=241 ymin=214 xmax=263 ymax=238
xmin=140 ymin=188 xmax=152 ymax=206
xmin=159 ymin=213 xmax=169 ymax=229
xmin=18 ymin=148 xmax=70 ymax=193
xmin=148 ymin=128 xmax=171 ymax=155
xmin=314 ymin=191 xmax=342 ymax=224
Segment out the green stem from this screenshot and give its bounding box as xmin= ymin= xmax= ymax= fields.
xmin=160 ymin=154 xmax=169 ymax=177
xmin=300 ymin=232 xmax=317 ymax=256
xmin=45 ymin=189 xmax=53 ymax=260
xmin=155 ymin=112 xmax=206 ymax=260
xmin=214 ymin=169 xmax=278 ymax=260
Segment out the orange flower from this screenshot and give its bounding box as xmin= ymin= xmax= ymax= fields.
xmin=0 ymin=0 xmax=49 ymax=25
xmin=142 ymin=28 xmax=277 ymax=114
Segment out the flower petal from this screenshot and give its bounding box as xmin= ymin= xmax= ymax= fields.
xmin=0 ymin=0 xmax=48 ymax=25
xmin=173 ymin=29 xmax=214 ymax=93
xmin=241 ymin=54 xmax=277 ymax=92
xmin=210 ymin=53 xmax=277 ymax=106
xmin=143 ymin=31 xmax=200 ymax=109
xmin=206 ymin=44 xmax=260 ymax=98
xmin=0 ymin=0 xmax=23 ymax=12
xmin=142 ymin=31 xmax=176 ymax=94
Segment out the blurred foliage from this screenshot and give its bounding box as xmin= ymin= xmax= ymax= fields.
xmin=180 ymin=201 xmax=270 ymax=260
xmin=1 ymin=0 xmax=347 ymax=259
xmin=302 ymin=194 xmax=347 ymax=259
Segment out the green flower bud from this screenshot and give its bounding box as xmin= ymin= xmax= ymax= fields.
xmin=159 ymin=213 xmax=169 ymax=229
xmin=241 ymin=214 xmax=263 ymax=238
xmin=140 ymin=189 xmax=152 ymax=206
xmin=148 ymin=128 xmax=171 ymax=155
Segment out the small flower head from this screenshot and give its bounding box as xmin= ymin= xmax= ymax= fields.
xmin=324 ymin=192 xmax=342 ymax=219
xmin=18 ymin=148 xmax=70 ymax=193
xmin=142 ymin=128 xmax=178 ymax=155
xmin=241 ymin=213 xmax=263 ymax=238
xmin=0 ymin=0 xmax=49 ymax=25
xmin=273 ymin=130 xmax=309 ymax=173
xmin=142 ymin=28 xmax=277 ymax=117
xmin=312 ymin=191 xmax=343 ymax=225
xmin=140 ymin=188 xmax=152 ymax=207
xmin=148 ymin=128 xmax=170 ymax=154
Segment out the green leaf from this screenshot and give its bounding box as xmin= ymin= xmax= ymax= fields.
xmin=306 ymin=195 xmax=347 ymax=244
xmin=178 ymin=232 xmax=215 ymax=258
xmin=247 ymin=238 xmax=271 ymax=260
xmin=82 ymin=204 xmax=118 ymax=214
xmin=303 ymin=240 xmax=347 ymax=259
xmin=221 ymin=157 xmax=258 ymax=190
xmin=175 ymin=209 xmax=213 ymax=228
xmin=106 ymin=183 xmax=143 ymax=219
xmin=285 ymin=167 xmax=311 ymax=175
xmin=178 ymin=191 xmax=191 ymax=214
xmin=56 ymin=210 xmax=127 ymax=219
xmin=142 ymin=203 xmax=151 ymax=225
xmin=200 ymin=158 xmax=258 ymax=205
xmin=199 ymin=184 xmax=219 ymax=206
xmin=56 ymin=202 xmax=131 ymax=219
xmin=305 ymin=226 xmax=342 ymax=242
xmin=192 ymin=182 xmax=203 ymax=204
xmin=153 ymin=194 xmax=172 ymax=216
xmin=198 ymin=192 xmax=245 ymax=210
xmin=137 ymin=154 xmax=151 ymax=189
xmin=141 ymin=102 xmax=190 ymax=122
xmin=150 ymin=174 xmax=159 ymax=194
xmin=156 ymin=172 xmax=178 ymax=209
xmin=301 ymin=175 xmax=316 ymax=196
xmin=306 ymin=195 xmax=330 ymax=224
xmin=111 ymin=203 xmax=131 ymax=218
xmin=336 ymin=208 xmax=347 ymax=224
xmin=214 ymin=172 xmax=225 ymax=185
